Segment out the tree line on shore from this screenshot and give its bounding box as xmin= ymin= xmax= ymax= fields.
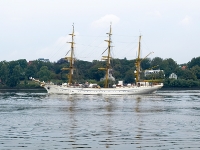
xmin=0 ymin=56 xmax=200 ymax=88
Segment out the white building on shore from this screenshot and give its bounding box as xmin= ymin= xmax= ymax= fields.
xmin=144 ymin=70 xmax=164 ymax=77
xmin=169 ymin=73 xmax=178 ymax=79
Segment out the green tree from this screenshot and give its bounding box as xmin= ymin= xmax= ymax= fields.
xmin=160 ymin=58 xmax=178 ymax=78
xmin=7 ymin=65 xmax=22 ymax=87
xmin=17 ymin=59 xmax=27 ymax=69
xmin=37 ymin=66 xmax=51 ymax=82
xmin=191 ymin=65 xmax=200 ymax=79
xmin=187 ymin=57 xmax=200 ymax=68
xmin=0 ymin=63 xmax=9 ymax=85
xmin=140 ymin=58 xmax=151 ymax=70
xmin=182 ymin=69 xmax=197 ymax=80
xmin=174 ymin=67 xmax=184 ymax=79
xmin=26 ymin=64 xmax=38 ymax=79
xmin=124 ymin=70 xmax=135 ymax=84
xmin=151 ymin=57 xmax=163 ymax=69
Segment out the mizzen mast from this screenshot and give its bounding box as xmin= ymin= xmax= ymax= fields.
xmin=135 ymin=35 xmax=142 ymax=83
xmin=134 ymin=36 xmax=154 ymax=83
xmin=62 ymin=24 xmax=75 ymax=85
xmin=98 ymin=24 xmax=112 ymax=88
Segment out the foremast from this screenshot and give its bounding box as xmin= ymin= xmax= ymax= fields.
xmin=62 ymin=24 xmax=75 ymax=85
xmin=98 ymin=24 xmax=112 ymax=88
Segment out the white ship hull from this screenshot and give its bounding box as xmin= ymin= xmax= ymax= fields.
xmin=43 ymin=83 xmax=163 ymax=95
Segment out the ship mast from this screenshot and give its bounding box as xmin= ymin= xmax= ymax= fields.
xmin=134 ymin=36 xmax=154 ymax=83
xmin=98 ymin=24 xmax=112 ymax=88
xmin=135 ymin=35 xmax=142 ymax=83
xmin=62 ymin=24 xmax=75 ymax=85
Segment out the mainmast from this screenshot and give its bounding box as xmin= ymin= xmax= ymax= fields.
xmin=62 ymin=24 xmax=75 ymax=85
xmin=98 ymin=24 xmax=112 ymax=88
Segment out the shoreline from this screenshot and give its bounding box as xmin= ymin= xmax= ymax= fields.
xmin=0 ymin=88 xmax=46 ymax=92
xmin=161 ymin=87 xmax=200 ymax=90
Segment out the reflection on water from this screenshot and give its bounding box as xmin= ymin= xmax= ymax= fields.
xmin=0 ymin=90 xmax=200 ymax=149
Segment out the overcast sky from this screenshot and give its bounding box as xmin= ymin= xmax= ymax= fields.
xmin=0 ymin=0 xmax=200 ymax=64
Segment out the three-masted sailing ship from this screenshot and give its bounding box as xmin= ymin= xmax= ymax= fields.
xmin=30 ymin=24 xmax=163 ymax=95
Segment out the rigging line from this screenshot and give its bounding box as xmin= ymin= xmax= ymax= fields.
xmin=77 ymin=42 xmax=106 ymax=58
xmin=119 ymin=36 xmax=141 ymax=55
xmin=65 ymin=50 xmax=70 ymax=56
xmin=77 ymin=27 xmax=111 ymax=60
xmin=48 ymin=43 xmax=67 ymax=61
xmin=141 ymin=37 xmax=151 ymax=52
xmin=108 ymin=37 xmax=138 ymax=56
xmin=101 ymin=48 xmax=108 ymax=55
xmin=114 ymin=41 xmax=138 ymax=44
xmin=113 ymin=42 xmax=138 ymax=60
xmin=114 ymin=40 xmax=136 ymax=54
xmin=76 ymin=29 xmax=113 ymax=58
xmin=76 ymin=39 xmax=103 ymax=58
xmin=46 ymin=33 xmax=69 ymax=61
xmin=76 ymin=35 xmax=106 ymax=38
xmin=123 ymin=46 xmax=138 ymax=59
xmin=114 ymin=34 xmax=139 ymax=37
xmin=78 ymin=41 xmax=106 ymax=60
xmin=114 ymin=36 xmax=139 ymax=44
xmin=76 ymin=43 xmax=106 ymax=48
xmin=111 ymin=46 xmax=115 ymax=57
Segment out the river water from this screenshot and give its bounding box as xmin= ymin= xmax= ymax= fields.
xmin=0 ymin=90 xmax=200 ymax=150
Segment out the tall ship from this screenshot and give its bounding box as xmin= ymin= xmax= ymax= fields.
xmin=30 ymin=24 xmax=163 ymax=95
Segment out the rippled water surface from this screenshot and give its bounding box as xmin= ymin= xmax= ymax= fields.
xmin=1 ymin=90 xmax=200 ymax=150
